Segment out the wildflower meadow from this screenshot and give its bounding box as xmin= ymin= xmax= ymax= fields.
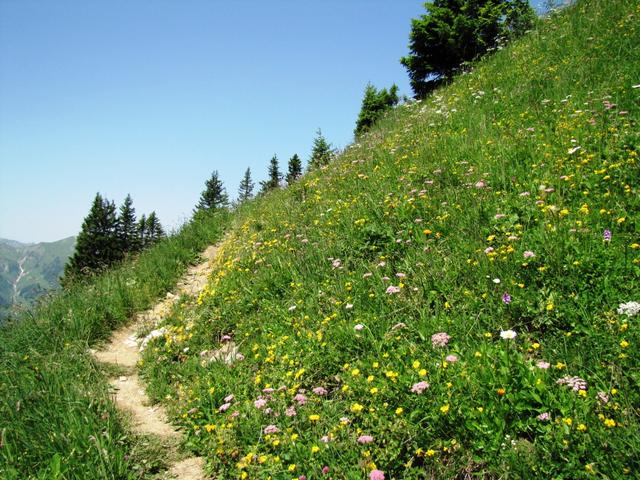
xmin=139 ymin=1 xmax=640 ymax=478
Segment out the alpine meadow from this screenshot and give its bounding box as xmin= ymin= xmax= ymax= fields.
xmin=1 ymin=0 xmax=639 ymax=479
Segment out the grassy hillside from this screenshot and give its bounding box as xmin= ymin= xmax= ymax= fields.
xmin=0 ymin=236 xmax=76 ymax=320
xmin=0 ymin=212 xmax=228 ymax=479
xmin=139 ymin=1 xmax=640 ymax=478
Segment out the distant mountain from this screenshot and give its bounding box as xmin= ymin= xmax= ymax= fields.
xmin=0 ymin=236 xmax=76 ymax=320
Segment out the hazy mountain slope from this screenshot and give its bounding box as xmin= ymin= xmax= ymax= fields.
xmin=0 ymin=236 xmax=75 ymax=318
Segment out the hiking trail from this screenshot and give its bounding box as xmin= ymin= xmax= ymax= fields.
xmin=94 ymin=244 xmax=219 ymax=479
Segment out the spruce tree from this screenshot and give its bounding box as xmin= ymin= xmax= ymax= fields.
xmin=145 ymin=212 xmax=165 ymax=245
xmin=286 ymin=154 xmax=302 ymax=185
xmin=117 ymin=194 xmax=139 ymax=253
xmin=64 ymin=193 xmax=120 ymax=279
xmin=196 ymin=171 xmax=229 ymax=212
xmin=238 ymin=167 xmax=255 ymax=202
xmin=260 ymin=155 xmax=282 ymax=193
xmin=401 ymin=0 xmax=535 ymax=97
xmin=355 ymin=83 xmax=399 ymax=136
xmin=137 ymin=214 xmax=148 ymax=249
xmin=308 ymin=129 xmax=333 ymax=170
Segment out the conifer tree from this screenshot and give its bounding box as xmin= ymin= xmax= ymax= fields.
xmin=401 ymin=0 xmax=535 ymax=97
xmin=64 ymin=193 xmax=119 ymax=279
xmin=238 ymin=167 xmax=255 ymax=202
xmin=117 ymin=194 xmax=139 ymax=253
xmin=137 ymin=214 xmax=148 ymax=248
xmin=260 ymin=155 xmax=282 ymax=193
xmin=355 ymin=83 xmax=399 ymax=136
xmin=145 ymin=212 xmax=165 ymax=245
xmin=286 ymin=154 xmax=302 ymax=185
xmin=308 ymin=129 xmax=334 ymax=170
xmin=196 ymin=171 xmax=229 ymax=212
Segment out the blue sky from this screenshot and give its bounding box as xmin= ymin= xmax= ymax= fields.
xmin=0 ymin=0 xmax=546 ymax=243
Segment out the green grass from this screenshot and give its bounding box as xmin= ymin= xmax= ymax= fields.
xmin=0 ymin=211 xmax=228 ymax=479
xmin=139 ymin=1 xmax=640 ymax=478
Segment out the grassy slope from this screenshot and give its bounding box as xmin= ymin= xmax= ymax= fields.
xmin=0 ymin=212 xmax=228 ymax=479
xmin=142 ymin=1 xmax=639 ymax=478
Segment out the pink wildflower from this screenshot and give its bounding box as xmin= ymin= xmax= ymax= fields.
xmin=254 ymin=398 xmax=267 ymax=409
xmin=411 ymin=381 xmax=430 ymax=394
xmin=386 ymin=285 xmax=401 ymax=294
xmin=358 ymin=435 xmax=374 ymax=444
xmin=370 ymin=470 xmax=385 ymax=480
xmin=285 ymin=406 xmax=297 ymax=417
xmin=536 ymin=360 xmax=550 ymax=369
xmin=431 ymin=332 xmax=450 ymax=348
xmin=446 ymin=354 xmax=458 ymax=363
xmin=293 ymin=394 xmax=307 ymax=405
xmin=218 ymin=402 xmax=231 ymax=413
xmin=313 ymin=387 xmax=328 ymax=396
xmin=354 ymin=323 xmax=365 ymax=331
xmin=537 ymin=412 xmax=551 ymax=421
xmin=523 ymin=250 xmax=536 ymax=259
xmin=224 ymin=394 xmax=235 ymax=402
xmin=263 ymin=424 xmax=279 ymax=434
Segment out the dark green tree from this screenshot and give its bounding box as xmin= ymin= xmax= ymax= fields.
xmin=137 ymin=214 xmax=148 ymax=248
xmin=308 ymin=129 xmax=334 ymax=170
xmin=196 ymin=170 xmax=229 ymax=212
xmin=117 ymin=194 xmax=140 ymax=253
xmin=286 ymin=154 xmax=303 ymax=185
xmin=401 ymin=0 xmax=535 ymax=97
xmin=238 ymin=167 xmax=255 ymax=202
xmin=64 ymin=193 xmax=120 ymax=279
xmin=260 ymin=155 xmax=282 ymax=193
xmin=355 ymin=83 xmax=399 ymax=136
xmin=145 ymin=212 xmax=165 ymax=245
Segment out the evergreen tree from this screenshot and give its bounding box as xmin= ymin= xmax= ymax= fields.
xmin=401 ymin=0 xmax=535 ymax=97
xmin=260 ymin=155 xmax=282 ymax=193
xmin=238 ymin=167 xmax=255 ymax=202
xmin=145 ymin=212 xmax=165 ymax=245
xmin=308 ymin=129 xmax=334 ymax=170
xmin=64 ymin=193 xmax=120 ymax=279
xmin=137 ymin=214 xmax=148 ymax=249
xmin=286 ymin=154 xmax=302 ymax=185
xmin=117 ymin=194 xmax=139 ymax=253
xmin=196 ymin=170 xmax=229 ymax=212
xmin=355 ymin=83 xmax=399 ymax=136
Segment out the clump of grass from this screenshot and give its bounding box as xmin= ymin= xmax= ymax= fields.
xmin=141 ymin=1 xmax=639 ymax=478
xmin=0 ymin=211 xmax=229 ymax=479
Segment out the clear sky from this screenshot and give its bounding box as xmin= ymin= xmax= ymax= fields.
xmin=0 ymin=0 xmax=546 ymax=243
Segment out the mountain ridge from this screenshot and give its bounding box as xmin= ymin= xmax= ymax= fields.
xmin=0 ymin=235 xmax=76 ymax=319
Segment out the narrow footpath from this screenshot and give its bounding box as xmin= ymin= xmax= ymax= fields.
xmin=94 ymin=245 xmax=219 ymax=479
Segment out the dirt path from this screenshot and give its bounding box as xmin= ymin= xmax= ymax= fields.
xmin=94 ymin=245 xmax=219 ymax=479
